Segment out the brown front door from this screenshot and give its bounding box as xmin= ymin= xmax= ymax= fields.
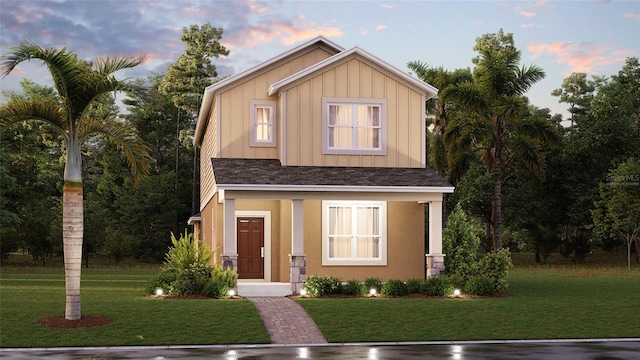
xmin=237 ymin=217 xmax=265 ymax=279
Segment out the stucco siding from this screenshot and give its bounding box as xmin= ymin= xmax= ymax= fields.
xmin=282 ymin=57 xmax=425 ymax=168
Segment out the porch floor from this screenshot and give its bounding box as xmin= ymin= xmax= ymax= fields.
xmin=237 ymin=281 xmax=291 ymax=297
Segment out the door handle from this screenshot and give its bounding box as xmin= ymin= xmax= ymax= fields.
xmin=261 ymin=247 xmax=265 ymax=258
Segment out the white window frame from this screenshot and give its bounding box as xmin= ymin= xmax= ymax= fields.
xmin=321 ymin=200 xmax=387 ymax=266
xmin=322 ymin=97 xmax=387 ymax=155
xmin=250 ymin=100 xmax=277 ymax=147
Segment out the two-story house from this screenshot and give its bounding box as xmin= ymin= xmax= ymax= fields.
xmin=191 ymin=36 xmax=453 ymax=296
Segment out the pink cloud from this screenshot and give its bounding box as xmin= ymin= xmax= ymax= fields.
xmin=519 ymin=10 xmax=536 ymax=18
xmin=623 ymin=12 xmax=640 ymax=19
xmin=376 ymin=24 xmax=387 ymax=31
xmin=381 ymin=4 xmax=396 ymax=10
xmin=535 ymin=0 xmax=550 ymax=7
xmin=520 ymin=23 xmax=536 ymax=29
xmin=527 ymin=41 xmax=634 ymax=74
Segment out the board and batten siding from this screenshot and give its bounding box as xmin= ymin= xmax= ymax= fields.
xmin=199 ymin=97 xmax=218 ymax=209
xmin=217 ymin=47 xmax=333 ymax=160
xmin=283 ymin=57 xmax=425 ymax=168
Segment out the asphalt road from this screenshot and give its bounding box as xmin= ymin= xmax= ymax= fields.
xmin=2 ymin=339 xmax=639 ymax=359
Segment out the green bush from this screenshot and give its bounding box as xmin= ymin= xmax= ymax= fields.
xmin=342 ymin=279 xmax=366 ymax=296
xmin=304 ymin=275 xmax=342 ymax=296
xmin=172 ymin=263 xmax=214 ymax=296
xmin=146 ymin=268 xmax=178 ymax=295
xmin=405 ymin=278 xmax=423 ymax=294
xmin=464 ymin=275 xmax=495 ymax=296
xmin=443 ymin=273 xmax=466 ymax=290
xmin=442 ymin=204 xmax=480 ymax=281
xmin=381 ymin=279 xmax=409 ymax=296
xmin=363 ymin=277 xmax=383 ymax=293
xmin=211 ymin=266 xmax=238 ymax=297
xmin=478 ymin=248 xmax=513 ymax=293
xmin=421 ymin=276 xmax=454 ymax=296
xmin=163 ymin=230 xmax=213 ymax=271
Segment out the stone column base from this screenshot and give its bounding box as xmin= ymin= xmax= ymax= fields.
xmin=426 ymin=253 xmax=446 ymax=278
xmin=290 ymin=254 xmax=307 ymax=294
xmin=222 ymin=255 xmax=238 ymax=272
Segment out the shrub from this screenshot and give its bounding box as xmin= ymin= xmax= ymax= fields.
xmin=478 ymin=248 xmax=513 ymax=293
xmin=442 ymin=204 xmax=480 ymax=281
xmin=146 ymin=268 xmax=178 ymax=295
xmin=172 ymin=263 xmax=214 ymax=296
xmin=342 ymin=279 xmax=366 ymax=296
xmin=363 ymin=277 xmax=383 ymax=293
xmin=464 ymin=275 xmax=495 ymax=296
xmin=381 ymin=279 xmax=409 ymax=296
xmin=421 ymin=276 xmax=454 ymax=296
xmin=443 ymin=273 xmax=466 ymax=290
xmin=405 ymin=278 xmax=423 ymax=294
xmin=163 ymin=230 xmax=213 ymax=271
xmin=304 ymin=275 xmax=342 ymax=296
xmin=211 ymin=266 xmax=238 ymax=297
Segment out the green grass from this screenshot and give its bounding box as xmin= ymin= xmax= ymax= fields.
xmin=297 ymin=264 xmax=640 ymax=342
xmin=2 ymin=253 xmax=639 ymax=347
xmin=0 ymin=266 xmax=270 ymax=348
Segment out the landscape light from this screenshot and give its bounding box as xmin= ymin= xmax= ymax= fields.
xmin=155 ymin=288 xmax=163 ymax=297
xmin=300 ymin=289 xmax=307 ymax=297
xmin=453 ymin=289 xmax=461 ymax=297
xmin=369 ymin=288 xmax=377 ymax=297
xmin=228 ymin=289 xmax=236 ymax=297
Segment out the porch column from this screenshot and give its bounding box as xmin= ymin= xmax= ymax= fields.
xmin=222 ymin=198 xmax=237 ymax=272
xmin=290 ymin=199 xmax=306 ymax=294
xmin=426 ymin=199 xmax=446 ymax=277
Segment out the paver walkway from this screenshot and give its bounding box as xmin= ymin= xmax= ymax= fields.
xmin=248 ymin=297 xmax=328 ymax=344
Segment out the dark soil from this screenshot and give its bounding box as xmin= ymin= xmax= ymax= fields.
xmin=39 ymin=314 xmax=112 ymax=328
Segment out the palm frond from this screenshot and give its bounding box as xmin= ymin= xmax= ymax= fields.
xmin=514 ymin=64 xmax=546 ymax=95
xmin=78 ymin=117 xmax=152 ymax=183
xmin=514 ymin=116 xmax=564 ymax=149
xmin=508 ymin=136 xmax=546 ymax=180
xmin=0 ymin=97 xmax=68 ymax=138
xmin=442 ymin=82 xmax=488 ymax=116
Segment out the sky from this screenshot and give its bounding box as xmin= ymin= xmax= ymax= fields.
xmin=1 ymin=0 xmax=639 ymax=120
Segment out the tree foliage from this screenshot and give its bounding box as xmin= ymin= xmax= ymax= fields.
xmin=442 ymin=204 xmax=481 ymax=280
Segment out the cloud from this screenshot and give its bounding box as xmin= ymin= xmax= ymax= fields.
xmin=519 ymin=10 xmax=536 ymax=18
xmin=527 ymin=41 xmax=634 ymax=74
xmin=623 ymin=12 xmax=640 ymax=19
xmin=520 ymin=23 xmax=537 ymax=29
xmin=380 ymin=4 xmax=396 ymax=10
xmin=376 ymin=24 xmax=387 ymax=31
xmin=534 ymin=0 xmax=550 ymax=7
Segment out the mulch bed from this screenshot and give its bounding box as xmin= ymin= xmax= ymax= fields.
xmin=39 ymin=314 xmax=112 ymax=328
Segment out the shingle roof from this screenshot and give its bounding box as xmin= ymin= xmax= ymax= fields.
xmin=211 ymin=158 xmax=452 ymax=189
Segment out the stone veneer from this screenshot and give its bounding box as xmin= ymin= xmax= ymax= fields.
xmin=426 ymin=254 xmax=446 ymax=277
xmin=290 ymin=254 xmax=306 ymax=294
xmin=222 ymin=255 xmax=238 ymax=272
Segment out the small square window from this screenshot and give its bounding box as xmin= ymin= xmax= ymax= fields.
xmin=250 ymin=100 xmax=277 ymax=147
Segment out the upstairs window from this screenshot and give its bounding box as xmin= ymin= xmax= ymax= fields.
xmin=323 ymin=97 xmax=386 ymax=155
xmin=250 ymin=100 xmax=276 ymax=147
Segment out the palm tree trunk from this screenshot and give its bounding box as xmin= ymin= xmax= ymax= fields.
xmin=493 ymin=163 xmax=503 ymax=251
xmin=63 ymin=182 xmax=83 ymax=320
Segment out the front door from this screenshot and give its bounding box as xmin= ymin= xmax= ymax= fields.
xmin=237 ymin=217 xmax=265 ymax=279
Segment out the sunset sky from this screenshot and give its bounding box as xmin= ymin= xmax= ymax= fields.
xmin=1 ymin=0 xmax=638 ymax=119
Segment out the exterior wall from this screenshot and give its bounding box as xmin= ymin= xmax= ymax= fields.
xmin=199 ymin=192 xmax=221 ymax=265
xmin=282 ymin=57 xmax=425 ymax=168
xmin=218 ymin=48 xmax=334 ymax=160
xmin=200 ymin=98 xmax=218 ymax=210
xmin=303 ymin=200 xmax=425 ymax=280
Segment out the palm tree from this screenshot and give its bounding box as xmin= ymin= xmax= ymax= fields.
xmin=407 ymin=61 xmax=472 ymax=176
xmin=0 ymin=41 xmax=151 ymax=320
xmin=442 ymin=30 xmax=562 ymax=250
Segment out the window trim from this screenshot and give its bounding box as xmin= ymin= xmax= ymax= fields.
xmin=321 ymin=200 xmax=387 ymax=266
xmin=322 ymin=97 xmax=387 ymax=155
xmin=250 ymin=100 xmax=277 ymax=147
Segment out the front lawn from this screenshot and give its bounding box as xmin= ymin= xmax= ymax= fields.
xmin=297 ymin=264 xmax=640 ymax=342
xmin=0 ymin=267 xmax=269 ymax=348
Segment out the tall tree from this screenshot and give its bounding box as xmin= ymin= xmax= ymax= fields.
xmin=159 ymin=22 xmax=229 ymax=216
xmin=407 ymin=61 xmax=471 ymax=176
xmin=551 ymin=73 xmax=596 ymax=128
xmin=592 ymin=158 xmax=640 ymax=270
xmin=0 ymin=41 xmax=151 ymax=320
xmin=443 ymin=30 xmax=562 ymax=250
